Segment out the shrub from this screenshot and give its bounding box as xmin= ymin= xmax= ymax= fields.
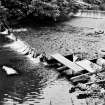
xmin=0 ymin=1 xmax=9 ymax=28
xmin=0 ymin=0 xmax=76 ymax=23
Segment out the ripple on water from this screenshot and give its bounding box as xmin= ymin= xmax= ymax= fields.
xmin=0 ymin=33 xmax=73 ymax=105
xmin=0 ymin=64 xmax=61 ymax=105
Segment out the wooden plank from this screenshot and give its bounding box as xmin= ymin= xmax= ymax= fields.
xmin=57 ymin=66 xmax=69 ymax=72
xmin=51 ymin=53 xmax=84 ymax=72
xmin=70 ymin=72 xmax=91 ymax=82
xmin=86 ymin=79 xmax=105 ymax=85
xmin=70 ymin=66 xmax=103 ymax=83
xmin=76 ymin=59 xmax=102 ymax=73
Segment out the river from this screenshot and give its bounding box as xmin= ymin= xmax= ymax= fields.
xmin=0 ymin=16 xmax=104 ymax=105
xmin=0 ymin=32 xmax=74 ymax=105
xmin=0 ymin=47 xmax=74 ymax=105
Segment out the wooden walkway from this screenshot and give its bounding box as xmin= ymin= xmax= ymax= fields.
xmin=51 ymin=53 xmax=84 ymax=72
xmin=51 ymin=53 xmax=103 ymax=74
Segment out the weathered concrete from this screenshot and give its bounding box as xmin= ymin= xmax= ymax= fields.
xmin=74 ymin=10 xmax=105 ymax=19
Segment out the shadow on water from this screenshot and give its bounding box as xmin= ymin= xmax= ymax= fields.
xmin=11 ymin=15 xmax=72 ymax=32
xmin=0 ymin=64 xmax=58 ymax=104
xmin=0 ymin=40 xmax=58 ymax=104
xmin=0 ymin=17 xmax=74 ymax=104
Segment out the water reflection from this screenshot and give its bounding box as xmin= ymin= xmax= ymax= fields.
xmin=0 ymin=65 xmax=59 ymax=105
xmin=0 ymin=32 xmax=72 ymax=105
xmin=0 ymin=35 xmax=59 ymax=105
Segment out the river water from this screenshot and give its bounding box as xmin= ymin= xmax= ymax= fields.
xmin=1 ymin=16 xmax=103 ymax=105
xmin=0 ymin=37 xmax=73 ymax=105
xmin=0 ymin=70 xmax=72 ymax=105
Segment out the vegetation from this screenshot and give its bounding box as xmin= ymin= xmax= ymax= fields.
xmin=0 ymin=0 xmax=78 ymax=25
xmin=83 ymin=0 xmax=103 ymax=5
xmin=83 ymin=0 xmax=105 ymax=10
xmin=1 ymin=0 xmax=104 ymax=26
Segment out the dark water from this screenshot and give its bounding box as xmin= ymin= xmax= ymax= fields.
xmin=0 ymin=40 xmax=72 ymax=105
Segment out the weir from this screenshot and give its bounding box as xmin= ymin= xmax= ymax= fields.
xmin=74 ymin=10 xmax=105 ymax=19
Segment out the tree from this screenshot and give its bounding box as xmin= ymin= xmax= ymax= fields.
xmin=83 ymin=0 xmax=105 ymax=10
xmin=83 ymin=0 xmax=103 ymax=5
xmin=0 ymin=1 xmax=9 ymax=29
xmin=0 ymin=0 xmax=76 ymax=23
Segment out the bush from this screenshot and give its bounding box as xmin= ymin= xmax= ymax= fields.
xmin=83 ymin=0 xmax=105 ymax=10
xmin=83 ymin=0 xmax=103 ymax=5
xmin=0 ymin=0 xmax=76 ymax=23
xmin=0 ymin=1 xmax=9 ymax=28
xmin=99 ymin=3 xmax=105 ymax=10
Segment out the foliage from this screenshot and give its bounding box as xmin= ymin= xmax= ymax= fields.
xmin=83 ymin=0 xmax=103 ymax=5
xmin=99 ymin=3 xmax=105 ymax=10
xmin=83 ymin=0 xmax=105 ymax=10
xmin=0 ymin=2 xmax=7 ymax=22
xmin=0 ymin=0 xmax=76 ymax=23
xmin=0 ymin=0 xmax=105 ymax=25
xmin=0 ymin=1 xmax=9 ymax=28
